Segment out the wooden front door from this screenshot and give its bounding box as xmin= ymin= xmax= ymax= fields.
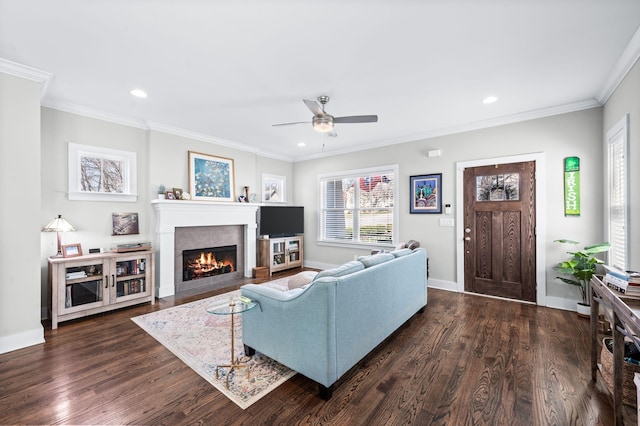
xmin=463 ymin=161 xmax=536 ymax=302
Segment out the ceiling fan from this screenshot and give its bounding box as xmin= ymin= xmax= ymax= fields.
xmin=273 ymin=96 xmax=378 ymax=137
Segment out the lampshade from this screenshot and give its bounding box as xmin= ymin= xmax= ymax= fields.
xmin=42 ymin=215 xmax=76 ymax=232
xmin=42 ymin=215 xmax=76 ymax=258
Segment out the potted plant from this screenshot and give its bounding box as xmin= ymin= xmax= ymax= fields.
xmin=554 ymin=239 xmax=610 ymax=317
xmin=157 ymin=185 xmax=166 ymax=199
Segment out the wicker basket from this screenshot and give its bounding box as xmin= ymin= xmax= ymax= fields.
xmin=600 ymin=337 xmax=640 ymax=406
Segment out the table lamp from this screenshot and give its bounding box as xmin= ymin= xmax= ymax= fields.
xmin=42 ymin=214 xmax=76 ymax=258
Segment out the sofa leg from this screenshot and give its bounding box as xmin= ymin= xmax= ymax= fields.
xmin=244 ymin=344 xmax=256 ymax=357
xmin=318 ymin=384 xmax=333 ymax=400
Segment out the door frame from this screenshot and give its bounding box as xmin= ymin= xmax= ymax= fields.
xmin=455 ymin=152 xmax=547 ymax=306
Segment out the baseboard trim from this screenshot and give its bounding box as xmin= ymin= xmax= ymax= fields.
xmin=0 ymin=326 xmax=45 ymax=355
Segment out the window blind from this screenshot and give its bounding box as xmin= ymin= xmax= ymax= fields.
xmin=607 ymin=116 xmax=628 ymax=271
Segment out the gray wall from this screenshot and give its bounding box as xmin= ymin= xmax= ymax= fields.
xmin=0 ymin=72 xmax=44 ymax=352
xmin=294 ymin=107 xmax=605 ymax=307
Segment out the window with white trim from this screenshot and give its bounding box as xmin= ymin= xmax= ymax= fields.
xmin=606 ymin=115 xmax=629 ymax=270
xmin=319 ymin=165 xmax=398 ymax=246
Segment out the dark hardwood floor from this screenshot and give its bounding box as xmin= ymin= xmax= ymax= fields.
xmin=0 ymin=272 xmax=634 ymax=425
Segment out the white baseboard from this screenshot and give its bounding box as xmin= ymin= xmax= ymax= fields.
xmin=427 ymin=278 xmax=458 ymax=292
xmin=0 ymin=326 xmax=45 ymax=355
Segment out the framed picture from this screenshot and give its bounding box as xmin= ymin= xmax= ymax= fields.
xmin=262 ymin=174 xmax=286 ymax=203
xmin=68 ymin=143 xmax=137 ymax=202
xmin=112 ymin=212 xmax=139 ymax=235
xmin=166 ymin=191 xmax=177 ymax=200
xmin=173 ymin=188 xmax=183 ymax=200
xmin=410 ymin=173 xmax=442 ymax=214
xmin=188 ymin=151 xmax=235 ymax=202
xmin=62 ymin=243 xmax=83 ymax=258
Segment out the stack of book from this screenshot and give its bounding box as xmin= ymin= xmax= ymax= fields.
xmin=603 ymin=265 xmax=640 ymax=296
xmin=65 ymin=270 xmax=87 ymax=280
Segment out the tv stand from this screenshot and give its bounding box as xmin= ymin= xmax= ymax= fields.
xmin=258 ymin=235 xmax=303 ymax=276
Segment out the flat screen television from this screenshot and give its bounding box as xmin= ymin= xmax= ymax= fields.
xmin=258 ymin=206 xmax=304 ymax=237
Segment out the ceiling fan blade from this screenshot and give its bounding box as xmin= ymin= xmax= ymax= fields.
xmin=334 ymin=115 xmax=378 ymax=123
xmin=303 ymin=99 xmax=324 ymax=116
xmin=272 ymin=121 xmax=309 ymax=127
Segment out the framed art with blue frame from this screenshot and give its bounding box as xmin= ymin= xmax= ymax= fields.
xmin=410 ymin=173 xmax=442 ymax=214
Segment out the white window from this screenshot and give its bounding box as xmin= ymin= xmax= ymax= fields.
xmin=606 ymin=115 xmax=629 ymax=270
xmin=318 ymin=165 xmax=398 ymax=247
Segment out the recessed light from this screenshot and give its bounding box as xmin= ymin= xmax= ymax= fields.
xmin=297 ymin=142 xmax=306 ymax=147
xmin=482 ymin=96 xmax=498 ymax=104
xmin=130 ymin=89 xmax=148 ymax=98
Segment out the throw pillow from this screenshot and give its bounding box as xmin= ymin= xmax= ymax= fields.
xmin=358 ymin=252 xmax=395 ymax=267
xmin=314 ymin=260 xmax=365 ymax=280
xmin=391 ymin=248 xmax=413 ymax=257
xmin=287 ymin=271 xmax=319 ymax=290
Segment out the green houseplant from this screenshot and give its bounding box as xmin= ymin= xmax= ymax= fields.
xmin=554 ymin=239 xmax=610 ymax=315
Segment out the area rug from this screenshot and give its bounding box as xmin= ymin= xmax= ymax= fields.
xmin=131 ymin=281 xmax=295 ymax=409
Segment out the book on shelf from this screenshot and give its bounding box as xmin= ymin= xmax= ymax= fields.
xmin=66 ymin=271 xmax=87 ymax=279
xmin=603 ymin=265 xmax=640 ymax=283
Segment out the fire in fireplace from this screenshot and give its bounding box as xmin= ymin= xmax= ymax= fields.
xmin=183 ymin=245 xmax=236 ymax=282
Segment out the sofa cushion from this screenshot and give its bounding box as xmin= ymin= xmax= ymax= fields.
xmin=314 ymin=260 xmax=365 ymax=280
xmin=287 ymin=271 xmax=319 ymax=290
xmin=358 ymin=252 xmax=395 ymax=267
xmin=391 ymin=248 xmax=413 ymax=257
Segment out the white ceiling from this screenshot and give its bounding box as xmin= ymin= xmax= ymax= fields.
xmin=1 ymin=1 xmax=640 ymax=161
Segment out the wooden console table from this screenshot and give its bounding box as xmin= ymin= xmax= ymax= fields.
xmin=590 ymin=275 xmax=640 ymax=425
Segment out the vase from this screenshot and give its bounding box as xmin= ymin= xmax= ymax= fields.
xmin=576 ymin=302 xmax=590 ymax=318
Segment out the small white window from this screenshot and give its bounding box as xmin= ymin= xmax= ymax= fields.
xmin=606 ymin=115 xmax=629 ymax=270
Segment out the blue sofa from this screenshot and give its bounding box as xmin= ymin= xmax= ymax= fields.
xmin=240 ymin=247 xmax=427 ymax=398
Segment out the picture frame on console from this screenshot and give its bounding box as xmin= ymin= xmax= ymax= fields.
xmin=62 ymin=243 xmax=83 ymax=258
xmin=410 ymin=173 xmax=442 ymax=214
xmin=262 ymin=174 xmax=286 ymax=203
xmin=188 ymin=151 xmax=235 ymax=202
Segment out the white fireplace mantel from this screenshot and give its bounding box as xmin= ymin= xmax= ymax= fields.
xmin=151 ymin=199 xmax=259 ymax=298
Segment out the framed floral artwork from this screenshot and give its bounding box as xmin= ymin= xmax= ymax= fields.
xmin=188 ymin=151 xmax=235 ymax=201
xmin=410 ymin=173 xmax=442 ymax=214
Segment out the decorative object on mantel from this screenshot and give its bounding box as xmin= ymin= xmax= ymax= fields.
xmin=189 ymin=151 xmax=236 ymax=202
xmin=157 ymin=185 xmax=166 ymax=199
xmin=132 ymin=285 xmax=295 ymax=409
xmin=112 ymin=212 xmax=139 ymax=235
xmin=554 ymin=239 xmax=610 ymax=317
xmin=42 ymin=214 xmax=76 ymax=258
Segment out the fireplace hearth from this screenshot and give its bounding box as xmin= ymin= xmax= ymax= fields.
xmin=183 ymin=245 xmax=236 ymax=282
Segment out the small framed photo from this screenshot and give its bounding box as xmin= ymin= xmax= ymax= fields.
xmin=62 ymin=243 xmax=83 ymax=258
xmin=112 ymin=212 xmax=139 ymax=235
xmin=262 ymin=174 xmax=286 ymax=203
xmin=189 ymin=151 xmax=235 ymax=202
xmin=173 ymin=188 xmax=183 ymax=199
xmin=166 ymin=191 xmax=177 ymax=200
xmin=410 ymin=173 xmax=442 ymax=214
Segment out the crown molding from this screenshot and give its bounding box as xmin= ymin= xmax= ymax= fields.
xmin=292 ymin=99 xmax=601 ymax=162
xmin=42 ymin=100 xmax=149 ymax=129
xmin=0 ymin=58 xmax=53 ymax=99
xmin=597 ymin=25 xmax=640 ymax=104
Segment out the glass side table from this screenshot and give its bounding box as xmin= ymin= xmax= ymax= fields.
xmin=206 ymin=298 xmax=257 ymax=389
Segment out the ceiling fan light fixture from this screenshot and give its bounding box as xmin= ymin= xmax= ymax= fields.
xmin=312 ymin=115 xmax=334 ymax=132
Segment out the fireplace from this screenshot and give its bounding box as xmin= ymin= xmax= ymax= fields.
xmin=183 ymin=245 xmax=236 ymax=281
xmin=174 ymin=224 xmax=244 ymax=294
xmin=151 ymin=200 xmax=259 ymax=298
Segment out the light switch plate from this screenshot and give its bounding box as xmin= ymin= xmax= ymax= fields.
xmin=439 ymin=218 xmax=455 ymax=227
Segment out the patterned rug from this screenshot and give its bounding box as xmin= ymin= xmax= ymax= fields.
xmin=131 ymin=281 xmax=295 ymax=409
